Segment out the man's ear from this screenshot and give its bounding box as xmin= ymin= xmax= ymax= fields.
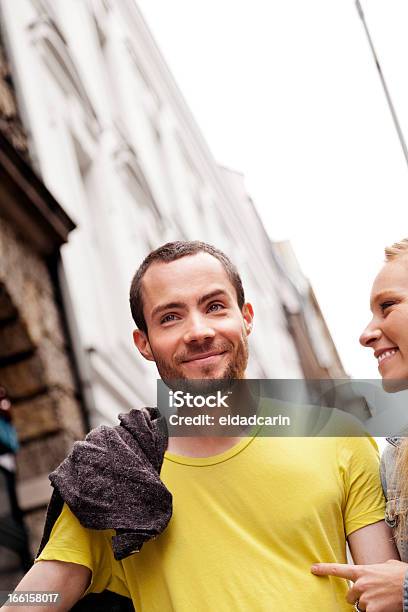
xmin=242 ymin=303 xmax=254 ymax=335
xmin=133 ymin=329 xmax=155 ymax=362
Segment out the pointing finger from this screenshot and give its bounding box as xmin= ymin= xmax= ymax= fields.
xmin=311 ymin=563 xmax=359 ymax=581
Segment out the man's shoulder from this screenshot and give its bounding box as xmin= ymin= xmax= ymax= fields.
xmin=44 ymin=500 xmax=114 ymax=548
xmin=59 ymin=501 xmax=115 ymax=537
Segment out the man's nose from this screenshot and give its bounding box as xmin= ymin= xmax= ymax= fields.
xmin=183 ymin=315 xmax=216 ymax=344
xmin=359 ymin=321 xmax=382 ymax=347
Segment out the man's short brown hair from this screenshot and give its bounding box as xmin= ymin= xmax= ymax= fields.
xmin=129 ymin=241 xmax=245 ymax=334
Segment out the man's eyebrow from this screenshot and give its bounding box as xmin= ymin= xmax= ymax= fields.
xmin=197 ymin=289 xmax=229 ymax=306
xmin=151 ymin=301 xmax=188 ymax=319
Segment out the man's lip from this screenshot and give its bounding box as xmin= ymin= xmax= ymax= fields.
xmin=374 ymin=347 xmax=399 ymax=359
xmin=182 ymin=351 xmax=226 ymax=363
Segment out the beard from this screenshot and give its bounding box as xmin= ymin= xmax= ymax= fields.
xmin=152 ymin=332 xmax=249 ymax=395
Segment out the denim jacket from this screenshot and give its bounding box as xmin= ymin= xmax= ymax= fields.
xmin=380 ymin=437 xmax=408 ymax=611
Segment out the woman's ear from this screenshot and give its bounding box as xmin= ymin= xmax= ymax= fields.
xmin=133 ymin=329 xmax=155 ymax=361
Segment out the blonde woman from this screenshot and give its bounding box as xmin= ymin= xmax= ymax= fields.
xmin=312 ymin=239 xmax=408 ymax=611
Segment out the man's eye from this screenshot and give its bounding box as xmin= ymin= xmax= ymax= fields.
xmin=380 ymin=301 xmax=395 ymax=312
xmin=208 ymin=303 xmax=224 ymax=312
xmin=161 ymin=314 xmax=178 ymax=324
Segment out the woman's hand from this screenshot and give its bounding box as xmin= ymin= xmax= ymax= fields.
xmin=311 ymin=560 xmax=408 ymax=611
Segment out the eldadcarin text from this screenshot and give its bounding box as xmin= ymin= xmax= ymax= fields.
xmin=168 ymin=414 xmax=291 ymax=427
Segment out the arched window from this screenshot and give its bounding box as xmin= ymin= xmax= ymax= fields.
xmin=112 ymin=126 xmax=162 ymax=224
xmin=28 ymin=14 xmax=99 ymax=136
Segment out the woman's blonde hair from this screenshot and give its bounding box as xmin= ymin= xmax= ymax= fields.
xmin=384 ymin=239 xmax=408 ymax=541
xmin=394 ymin=445 xmax=408 ymax=543
xmin=385 ymin=238 xmax=408 ymax=261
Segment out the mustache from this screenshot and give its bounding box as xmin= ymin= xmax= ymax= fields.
xmin=176 ymin=341 xmax=232 ymax=364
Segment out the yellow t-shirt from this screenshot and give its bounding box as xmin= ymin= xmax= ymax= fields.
xmin=36 ymin=435 xmax=385 ymax=611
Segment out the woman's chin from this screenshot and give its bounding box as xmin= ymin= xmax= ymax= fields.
xmin=381 ymin=376 xmax=408 ymax=393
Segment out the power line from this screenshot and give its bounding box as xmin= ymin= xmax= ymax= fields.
xmin=356 ymin=0 xmax=408 ymax=169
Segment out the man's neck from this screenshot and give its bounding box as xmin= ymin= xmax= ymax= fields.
xmin=166 ymin=435 xmax=244 ymax=458
xmin=164 ymin=379 xmax=259 ymax=458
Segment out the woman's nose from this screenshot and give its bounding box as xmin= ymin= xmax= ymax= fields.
xmin=359 ymin=323 xmax=382 ymax=347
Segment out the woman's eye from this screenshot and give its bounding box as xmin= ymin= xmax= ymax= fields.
xmin=380 ymin=301 xmax=395 ymax=312
xmin=208 ymin=303 xmax=224 ymax=312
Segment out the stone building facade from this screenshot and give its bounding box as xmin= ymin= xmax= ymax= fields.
xmin=0 ymin=40 xmax=86 ymax=585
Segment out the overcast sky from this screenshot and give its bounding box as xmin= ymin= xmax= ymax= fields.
xmin=137 ymin=0 xmax=408 ymax=379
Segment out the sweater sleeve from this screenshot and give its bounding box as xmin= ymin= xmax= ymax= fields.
xmin=404 ymin=570 xmax=408 ymax=612
xmin=380 ymin=450 xmax=388 ymax=495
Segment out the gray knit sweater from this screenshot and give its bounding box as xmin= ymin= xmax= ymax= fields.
xmin=380 ymin=437 xmax=408 ymax=611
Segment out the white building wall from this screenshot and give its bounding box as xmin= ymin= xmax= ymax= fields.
xmin=0 ymin=0 xmax=304 ymax=427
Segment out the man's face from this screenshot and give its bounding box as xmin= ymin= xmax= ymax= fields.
xmin=133 ymin=252 xmax=253 ymax=385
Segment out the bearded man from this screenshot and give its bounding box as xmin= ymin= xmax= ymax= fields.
xmin=5 ymin=241 xmax=398 ymax=612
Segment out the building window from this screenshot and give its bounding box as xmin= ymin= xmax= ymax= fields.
xmin=112 ymin=127 xmax=162 ymax=224
xmin=124 ymin=39 xmax=161 ymax=111
xmin=28 ymin=14 xmax=99 ymax=136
